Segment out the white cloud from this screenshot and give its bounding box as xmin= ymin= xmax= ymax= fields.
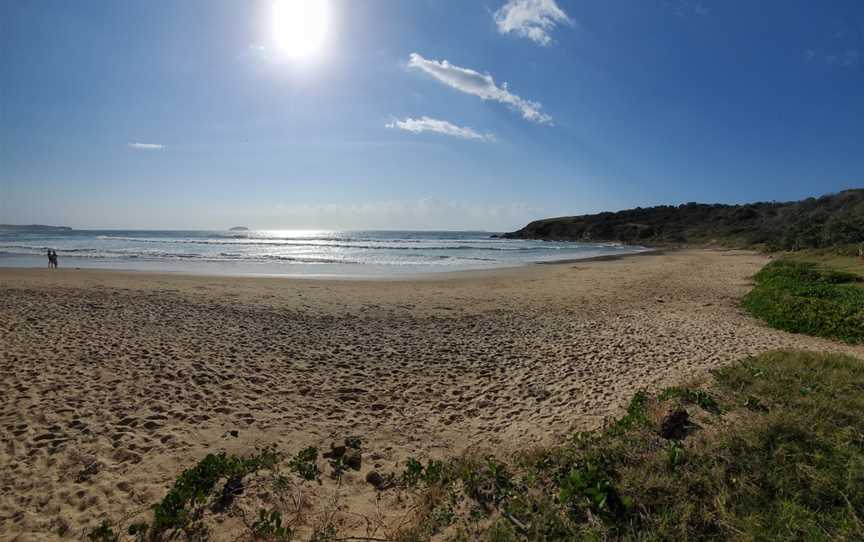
xmin=386 ymin=116 xmax=494 ymax=141
xmin=493 ymin=0 xmax=571 ymax=46
xmin=408 ymin=53 xmax=552 ymax=125
xmin=128 ymin=142 xmax=164 ymax=150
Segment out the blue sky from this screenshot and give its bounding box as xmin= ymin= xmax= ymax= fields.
xmin=1 ymin=0 xmax=863 ymax=230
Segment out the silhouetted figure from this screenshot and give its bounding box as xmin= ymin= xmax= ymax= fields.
xmin=52 ymin=251 xmax=59 ymax=269
xmin=47 ymin=250 xmax=53 ymax=269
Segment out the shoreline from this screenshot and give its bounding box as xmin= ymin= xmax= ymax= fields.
xmin=0 ymin=248 xmax=661 ymax=282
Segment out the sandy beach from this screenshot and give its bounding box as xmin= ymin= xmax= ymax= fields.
xmin=2 ymin=249 xmax=862 ymax=540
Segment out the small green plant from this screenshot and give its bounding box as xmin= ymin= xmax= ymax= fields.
xmin=402 ymin=457 xmax=447 ymax=487
xmin=423 ymin=459 xmax=446 ymax=484
xmin=430 ymin=502 xmax=455 ymax=529
xmin=558 ymin=460 xmax=629 ymax=522
xmin=461 ymin=456 xmax=515 ymax=508
xmin=86 ymin=520 xmax=118 ymax=542
xmin=126 ymin=522 xmax=148 ymax=542
xmin=288 ymin=447 xmax=320 ymax=481
xmin=251 ymin=509 xmax=292 ymax=541
xmin=484 ymin=457 xmax=513 ymax=496
xmin=273 ymin=473 xmax=292 ymax=492
xmin=659 ymin=387 xmax=722 ymax=414
xmin=607 ymin=390 xmax=650 ymax=434
xmin=744 ymin=395 xmax=768 ymax=412
xmin=327 ymin=454 xmax=346 ymax=479
xmin=665 ymin=440 xmax=686 ymax=469
xmin=403 ymin=457 xmax=425 ymax=487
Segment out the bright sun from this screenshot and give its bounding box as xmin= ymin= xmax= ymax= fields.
xmin=272 ymin=0 xmax=330 ymax=60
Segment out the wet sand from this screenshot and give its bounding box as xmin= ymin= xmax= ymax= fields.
xmin=2 ymin=249 xmax=861 ymax=540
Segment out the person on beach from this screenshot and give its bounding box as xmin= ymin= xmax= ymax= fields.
xmin=52 ymin=250 xmax=59 ymax=268
xmin=47 ymin=250 xmax=53 ymax=269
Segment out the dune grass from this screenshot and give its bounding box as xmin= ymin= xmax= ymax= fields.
xmin=784 ymin=249 xmax=864 ymax=279
xmin=397 ymin=350 xmax=864 ymax=542
xmin=87 ymin=350 xmax=864 ymax=541
xmin=743 ymin=258 xmax=864 ymax=344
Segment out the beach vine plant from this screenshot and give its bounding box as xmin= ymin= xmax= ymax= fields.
xmin=86 ymin=447 xmax=280 ymax=541
xmin=287 ymin=447 xmax=320 ymax=482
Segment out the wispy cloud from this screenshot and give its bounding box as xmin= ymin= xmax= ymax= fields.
xmin=802 ymin=20 xmax=863 ymax=70
xmin=804 ymin=49 xmax=860 ymax=68
xmin=386 ymin=116 xmax=494 ymax=141
xmin=663 ymin=0 xmax=711 ymax=18
xmin=128 ymin=142 xmax=164 ymax=150
xmin=493 ymin=0 xmax=571 ymax=46
xmin=407 ymin=53 xmax=552 ymax=125
xmin=825 ymin=49 xmax=860 ymax=68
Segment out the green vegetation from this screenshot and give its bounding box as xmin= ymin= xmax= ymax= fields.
xmin=149 ymin=447 xmax=279 ymax=538
xmin=87 ymin=447 xmax=280 ymax=541
xmin=86 ymin=519 xmax=119 ymax=542
xmin=287 ymin=446 xmax=320 ymax=481
xmin=658 ymin=386 xmax=722 ymax=414
xmin=743 ymin=259 xmax=864 ymax=344
xmin=785 ymin=249 xmax=864 ymax=279
xmin=399 ymin=350 xmax=864 ymax=541
xmin=88 ymin=350 xmax=864 ymax=541
xmin=251 ymin=509 xmax=293 ymax=541
xmin=402 ymin=457 xmax=447 ymax=488
xmin=503 ymin=188 xmax=864 ymax=249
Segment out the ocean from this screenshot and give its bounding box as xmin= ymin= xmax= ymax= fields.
xmin=0 ymin=229 xmax=647 ymax=276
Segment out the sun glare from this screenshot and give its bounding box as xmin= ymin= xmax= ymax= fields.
xmin=272 ymin=0 xmax=330 ymax=60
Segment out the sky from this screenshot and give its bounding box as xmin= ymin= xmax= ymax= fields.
xmin=1 ymin=0 xmax=863 ymax=231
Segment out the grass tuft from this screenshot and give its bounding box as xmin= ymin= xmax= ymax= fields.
xmin=658 ymin=386 xmax=722 ymax=414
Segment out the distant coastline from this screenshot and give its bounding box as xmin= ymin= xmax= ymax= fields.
xmin=0 ymin=224 xmax=72 ymax=233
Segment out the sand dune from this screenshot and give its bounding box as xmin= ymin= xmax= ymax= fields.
xmin=1 ymin=249 xmax=861 ymax=540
